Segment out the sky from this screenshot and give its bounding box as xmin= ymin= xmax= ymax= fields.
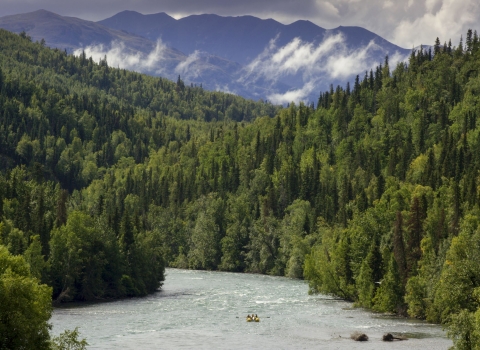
xmin=0 ymin=0 xmax=479 ymax=48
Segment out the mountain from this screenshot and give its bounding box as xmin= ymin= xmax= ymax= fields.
xmin=0 ymin=10 xmax=412 ymax=103
xmin=95 ymin=10 xmax=177 ymax=44
xmin=99 ymin=11 xmax=411 ymax=102
xmin=99 ymin=11 xmax=408 ymax=66
xmin=0 ymin=9 xmax=158 ymax=54
xmin=0 ymin=10 xmax=281 ymax=99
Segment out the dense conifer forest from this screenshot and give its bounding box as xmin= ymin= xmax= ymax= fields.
xmin=2 ymin=27 xmax=480 ymax=348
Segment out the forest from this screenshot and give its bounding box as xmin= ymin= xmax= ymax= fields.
xmin=2 ymin=27 xmax=480 ymax=349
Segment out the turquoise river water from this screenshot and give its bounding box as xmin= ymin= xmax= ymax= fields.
xmin=51 ymin=268 xmax=452 ymax=349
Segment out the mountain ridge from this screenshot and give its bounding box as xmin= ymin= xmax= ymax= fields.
xmin=0 ymin=9 xmax=280 ymax=100
xmin=0 ymin=9 xmax=159 ymax=54
xmin=0 ymin=9 xmax=412 ymax=103
xmin=98 ymin=11 xmax=408 ymax=66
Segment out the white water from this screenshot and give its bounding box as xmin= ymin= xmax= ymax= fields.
xmin=51 ymin=268 xmax=451 ymax=349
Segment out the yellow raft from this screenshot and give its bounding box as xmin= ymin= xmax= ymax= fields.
xmin=246 ymin=316 xmax=260 ymax=322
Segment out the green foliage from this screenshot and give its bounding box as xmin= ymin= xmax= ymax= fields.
xmin=24 ymin=235 xmax=49 ymax=281
xmin=304 ymin=221 xmax=355 ymax=300
xmin=279 ymin=200 xmax=313 ymax=278
xmin=47 ymin=209 xmax=163 ymax=301
xmin=0 ymin=245 xmax=52 ymax=349
xmin=50 ymin=327 xmax=88 ymax=350
xmin=373 ymin=254 xmax=404 ymax=313
xmin=432 ymin=219 xmax=480 ymax=325
xmin=246 ymin=212 xmax=280 ymax=275
xmin=187 ymin=193 xmax=224 ymax=270
xmin=219 ymin=194 xmax=251 ymax=272
xmin=49 ymin=211 xmax=105 ymax=301
xmin=447 ymin=309 xmax=479 ymax=350
xmin=355 ymin=245 xmax=377 ymax=309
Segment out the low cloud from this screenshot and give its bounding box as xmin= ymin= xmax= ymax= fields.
xmin=73 ymin=40 xmax=169 ymax=75
xmin=241 ymin=34 xmax=345 ymax=83
xmin=73 ymin=40 xmax=212 ymax=80
xmin=267 ymin=81 xmax=316 ymax=105
xmin=241 ymin=34 xmax=393 ymax=83
xmin=214 ymin=84 xmax=237 ymax=95
xmin=175 ymin=50 xmax=201 ymax=78
xmin=323 ymin=40 xmax=378 ymax=79
xmin=73 ymin=34 xmax=410 ymax=106
xmin=241 ymin=33 xmax=409 ymax=104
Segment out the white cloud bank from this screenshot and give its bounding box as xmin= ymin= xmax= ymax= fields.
xmin=267 ymin=81 xmax=317 ymax=105
xmin=73 ymin=40 xmax=169 ymax=75
xmin=174 ymin=50 xmax=202 ymax=78
xmin=73 ymin=33 xmax=409 ymax=105
xmin=240 ymin=33 xmax=408 ymax=104
xmin=73 ymin=40 xmax=215 ymax=83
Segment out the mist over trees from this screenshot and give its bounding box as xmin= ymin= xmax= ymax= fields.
xmin=2 ymin=27 xmax=480 ymax=348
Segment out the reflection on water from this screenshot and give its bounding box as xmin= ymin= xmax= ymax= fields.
xmin=51 ymin=268 xmax=451 ymax=349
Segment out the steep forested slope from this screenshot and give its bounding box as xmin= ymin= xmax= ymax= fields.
xmin=2 ymin=27 xmax=480 ymax=349
xmin=0 ymin=28 xmax=277 ymax=304
xmin=305 ymin=34 xmax=480 ymax=349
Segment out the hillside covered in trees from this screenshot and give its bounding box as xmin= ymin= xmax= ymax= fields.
xmin=2 ymin=27 xmax=480 ymax=348
xmin=0 ymin=27 xmax=278 ymax=300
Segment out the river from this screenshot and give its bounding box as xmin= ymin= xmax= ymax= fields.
xmin=51 ymin=268 xmax=452 ymax=349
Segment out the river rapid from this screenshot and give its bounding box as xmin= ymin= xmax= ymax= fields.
xmin=51 ymin=268 xmax=451 ymax=349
